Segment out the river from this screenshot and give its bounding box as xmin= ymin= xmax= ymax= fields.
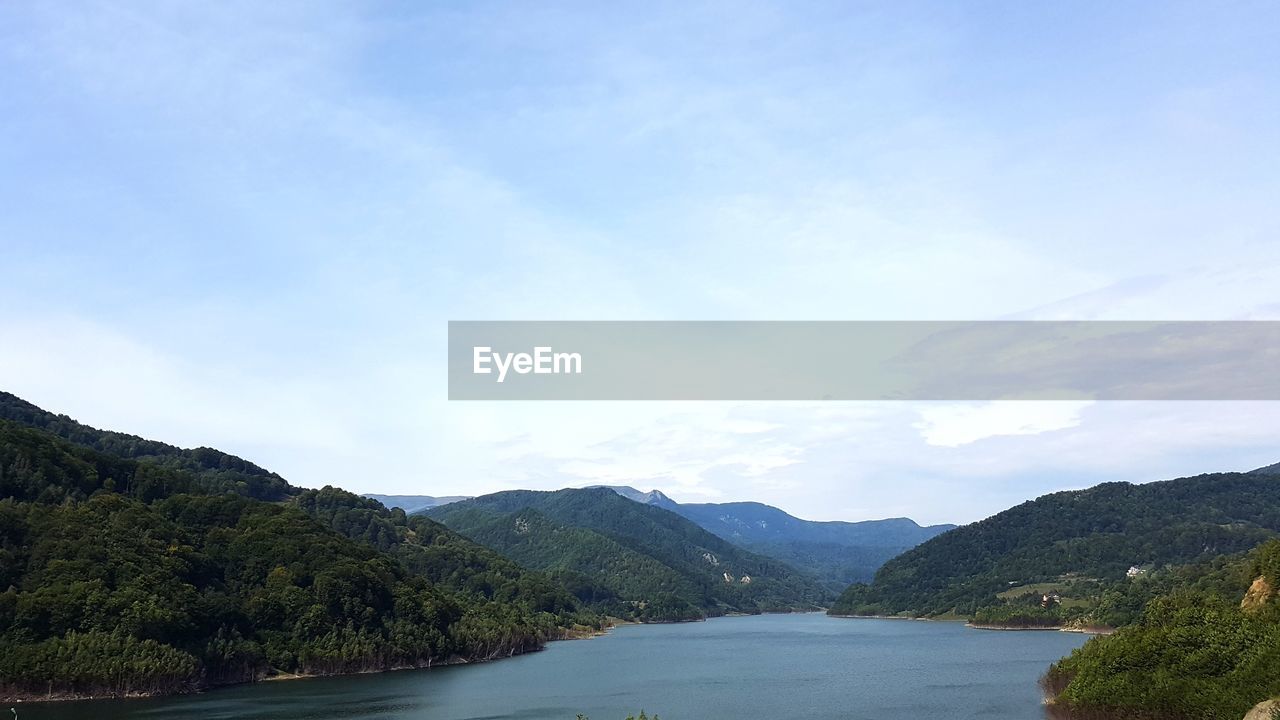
xmin=29 ymin=614 xmax=1090 ymax=720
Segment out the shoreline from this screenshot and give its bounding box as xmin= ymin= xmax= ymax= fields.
xmin=829 ymin=614 xmax=1113 ymax=635
xmin=3 ymin=652 xmax=537 ymax=705
xmin=967 ymin=622 xmax=1114 ymax=636
xmin=827 ymin=613 xmax=966 ymax=622
xmin=7 ymin=609 xmax=820 ymax=705
xmin=4 ymin=625 xmax=610 ymax=705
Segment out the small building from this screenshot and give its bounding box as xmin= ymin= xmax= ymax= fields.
xmin=739 ymin=575 xmax=752 ymax=584
xmin=1127 ymin=566 xmax=1146 ymax=578
xmin=723 ymin=572 xmax=735 ymax=583
xmin=1041 ymin=593 xmax=1061 ymax=608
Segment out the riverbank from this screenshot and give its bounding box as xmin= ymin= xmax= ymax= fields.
xmin=3 ymin=623 xmax=611 ymax=705
xmin=828 ymin=613 xmax=965 ymax=623
xmin=6 ymin=611 xmax=815 ymax=705
xmin=967 ymin=622 xmax=1114 ymax=635
xmin=2 ymin=650 xmax=530 ymax=705
xmin=3 ymin=609 xmax=883 ymax=705
xmin=830 ymin=614 xmax=1113 ymax=635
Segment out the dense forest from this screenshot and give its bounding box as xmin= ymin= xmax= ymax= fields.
xmin=1043 ymin=540 xmax=1280 ymax=720
xmin=825 ymin=463 xmax=1280 ymax=718
xmin=829 ymin=469 xmax=1280 ymax=619
xmin=0 ymin=395 xmax=601 ymax=701
xmin=425 ymin=488 xmax=831 ymax=620
xmin=0 ymin=391 xmax=294 ymax=501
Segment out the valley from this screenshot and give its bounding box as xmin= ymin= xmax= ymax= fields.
xmin=3 ymin=389 xmax=1280 ymax=718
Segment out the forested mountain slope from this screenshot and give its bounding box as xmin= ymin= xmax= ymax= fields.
xmin=0 ymin=396 xmax=598 ymax=701
xmin=1044 ymin=539 xmax=1280 ymax=720
xmin=429 ymin=506 xmax=703 ymax=621
xmin=0 ymin=391 xmax=293 ymax=501
xmin=425 ymin=488 xmax=831 ymax=619
xmin=830 ymin=469 xmax=1280 ymax=618
xmin=602 ymin=486 xmax=955 ymax=587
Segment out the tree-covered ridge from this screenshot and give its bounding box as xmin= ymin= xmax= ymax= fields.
xmin=426 ymin=488 xmax=832 ymax=619
xmin=294 ymin=486 xmax=592 ymax=623
xmin=425 ymin=505 xmax=704 ymax=621
xmin=0 ymin=407 xmax=598 ymax=701
xmin=1043 ymin=540 xmax=1280 ymax=720
xmin=1253 ymin=461 xmax=1280 ymax=476
xmin=0 ymin=486 xmax=529 ymax=699
xmin=0 ymin=391 xmax=292 ymax=501
xmin=830 ymin=470 xmax=1280 ymax=618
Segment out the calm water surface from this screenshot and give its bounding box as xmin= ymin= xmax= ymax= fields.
xmin=33 ymin=614 xmax=1088 ymax=720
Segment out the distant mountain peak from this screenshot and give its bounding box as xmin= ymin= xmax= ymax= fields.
xmin=593 ymin=485 xmax=678 ymax=508
xmin=1250 ymin=461 xmax=1280 ymax=476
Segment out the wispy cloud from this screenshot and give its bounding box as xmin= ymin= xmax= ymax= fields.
xmin=2 ymin=2 xmax=1279 ymax=525
xmin=913 ymin=402 xmax=1091 ymax=447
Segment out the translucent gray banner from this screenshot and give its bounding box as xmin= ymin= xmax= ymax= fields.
xmin=448 ymin=321 xmax=1280 ymax=400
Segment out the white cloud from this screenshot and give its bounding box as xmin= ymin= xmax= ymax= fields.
xmin=913 ymin=402 xmax=1092 ymax=447
xmin=3 ymin=2 xmax=1280 ymax=530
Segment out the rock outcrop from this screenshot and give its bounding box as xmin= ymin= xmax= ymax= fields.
xmin=1242 ymin=698 xmax=1280 ymax=720
xmin=1241 ymin=575 xmax=1276 ymax=614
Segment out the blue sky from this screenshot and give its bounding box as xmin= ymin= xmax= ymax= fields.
xmin=2 ymin=1 xmax=1279 ymax=524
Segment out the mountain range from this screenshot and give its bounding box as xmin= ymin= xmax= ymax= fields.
xmin=423 ymin=488 xmax=831 ymax=620
xmin=596 ymin=485 xmax=954 ymax=587
xmin=364 ymin=484 xmax=954 ymax=592
xmin=7 ymin=386 xmax=1279 ymax=715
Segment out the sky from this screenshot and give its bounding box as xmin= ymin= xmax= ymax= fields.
xmin=2 ymin=1 xmax=1279 ymax=525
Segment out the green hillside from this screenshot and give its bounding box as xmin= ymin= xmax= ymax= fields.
xmin=295 ymin=486 xmax=586 ymax=618
xmin=0 ymin=391 xmax=293 ymax=501
xmin=830 ymin=470 xmax=1280 ymax=618
xmin=429 ymin=506 xmax=704 ymax=621
xmin=1043 ymin=540 xmax=1280 ymax=720
xmin=0 ymin=397 xmax=598 ymax=701
xmin=426 ymin=488 xmax=831 ymax=619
